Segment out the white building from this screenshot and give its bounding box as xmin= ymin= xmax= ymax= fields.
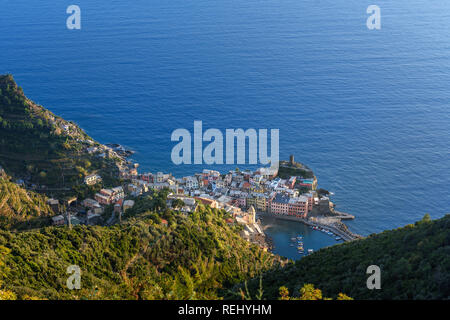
xmin=84 ymin=174 xmax=102 ymax=186
xmin=123 ymin=200 xmax=135 ymax=212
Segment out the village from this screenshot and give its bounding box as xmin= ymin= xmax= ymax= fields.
xmin=48 ymin=154 xmax=359 ymax=251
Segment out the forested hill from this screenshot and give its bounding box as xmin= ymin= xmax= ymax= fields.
xmin=0 ymin=202 xmax=280 ymax=300
xmin=0 ymin=177 xmax=53 ymax=230
xmin=253 ymin=214 xmax=450 ymax=300
xmin=0 ymin=74 xmax=123 ymax=194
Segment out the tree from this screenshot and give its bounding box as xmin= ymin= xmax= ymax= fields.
xmin=336 ymin=293 xmax=353 ymax=300
xmin=317 ymin=188 xmax=330 ymax=196
xmin=278 ymin=284 xmax=352 ymax=300
xmin=153 ymin=197 xmax=166 ymax=212
xmin=0 ymin=246 xmax=16 ymax=300
xmin=279 ymin=286 xmax=290 ymax=300
xmin=299 ymin=284 xmax=323 ymax=300
xmin=172 ymin=199 xmax=185 ymax=210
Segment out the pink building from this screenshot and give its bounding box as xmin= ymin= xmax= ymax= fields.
xmin=288 ymin=196 xmax=309 ymax=217
xmin=270 ymin=194 xmax=290 ymax=215
xmin=287 ymin=176 xmax=296 ymax=189
xmin=304 ymin=193 xmax=314 ymax=212
xmin=95 ymin=189 xmax=113 ymax=205
xmin=94 ymin=187 xmax=125 ymax=206
xmin=140 ymin=173 xmax=152 ymax=183
xmin=237 ymin=197 xmax=246 ymax=208
xmin=270 ymin=193 xmax=309 ymax=218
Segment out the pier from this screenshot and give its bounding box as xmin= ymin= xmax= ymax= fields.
xmin=332 ymin=211 xmax=356 ymax=220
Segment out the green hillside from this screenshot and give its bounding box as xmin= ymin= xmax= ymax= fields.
xmin=0 ymin=74 xmax=122 ymax=195
xmin=1 ymin=74 xmax=448 ymax=301
xmin=0 ymin=201 xmax=280 ymax=300
xmin=249 ymin=214 xmax=450 ymax=300
xmin=0 ymin=177 xmax=53 ymax=230
xmin=4 ymin=207 xmax=448 ymax=300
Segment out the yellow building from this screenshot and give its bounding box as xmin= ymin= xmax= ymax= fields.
xmin=246 ymin=194 xmax=266 ymax=212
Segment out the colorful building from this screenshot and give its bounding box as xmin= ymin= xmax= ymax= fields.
xmin=270 ymin=193 xmax=309 ymax=218
xmin=297 ymin=177 xmax=317 ymax=190
xmin=246 ymin=193 xmax=267 ymax=212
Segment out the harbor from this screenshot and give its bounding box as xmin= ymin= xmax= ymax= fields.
xmin=259 ymin=215 xmax=340 ymax=260
xmin=258 ymin=211 xmax=362 ymax=260
xmin=258 ymin=212 xmax=361 ymax=242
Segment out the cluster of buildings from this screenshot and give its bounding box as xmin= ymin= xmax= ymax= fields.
xmin=115 ymin=164 xmax=321 ymax=220
xmin=83 ymin=141 xmax=128 ymax=160
xmin=50 ymin=153 xmax=329 ymax=251
xmin=94 ymin=186 xmax=125 ymax=205
xmin=50 ymin=184 xmax=131 ymax=227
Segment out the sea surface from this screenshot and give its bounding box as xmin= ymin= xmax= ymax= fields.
xmin=259 ymin=216 xmax=339 ymax=260
xmin=1 ymin=1 xmax=449 ymax=259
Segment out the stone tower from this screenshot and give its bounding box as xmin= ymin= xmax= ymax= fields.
xmin=248 ymin=206 xmax=256 ymax=224
xmin=289 ymin=154 xmax=295 ymax=165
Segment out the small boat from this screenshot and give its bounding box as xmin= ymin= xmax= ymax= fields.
xmin=307 ymin=249 xmax=314 ymax=254
xmin=291 ymin=237 xmax=296 ymax=241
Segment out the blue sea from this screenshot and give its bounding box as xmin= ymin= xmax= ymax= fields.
xmin=2 ymin=1 xmax=449 ymax=258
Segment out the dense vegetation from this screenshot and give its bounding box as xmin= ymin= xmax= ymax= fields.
xmin=277 ymin=284 xmax=352 ymax=300
xmin=0 ymin=74 xmax=122 ymax=196
xmin=0 ymin=197 xmax=280 ymax=300
xmin=277 ymin=160 xmax=314 ymax=179
xmin=1 ymin=74 xmax=448 ymax=301
xmin=0 ymin=177 xmax=53 ymax=230
xmin=248 ymin=214 xmax=450 ymax=300
xmin=0 ymin=246 xmax=17 ymax=300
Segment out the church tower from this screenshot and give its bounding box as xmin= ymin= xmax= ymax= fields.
xmin=248 ymin=206 xmax=256 ymax=224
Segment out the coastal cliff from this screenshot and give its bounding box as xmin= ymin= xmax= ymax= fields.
xmin=0 ymin=75 xmax=125 ymax=197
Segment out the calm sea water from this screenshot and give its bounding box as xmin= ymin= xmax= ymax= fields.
xmin=1 ymin=1 xmax=449 ymax=257
xmin=259 ymin=216 xmax=339 ymax=260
